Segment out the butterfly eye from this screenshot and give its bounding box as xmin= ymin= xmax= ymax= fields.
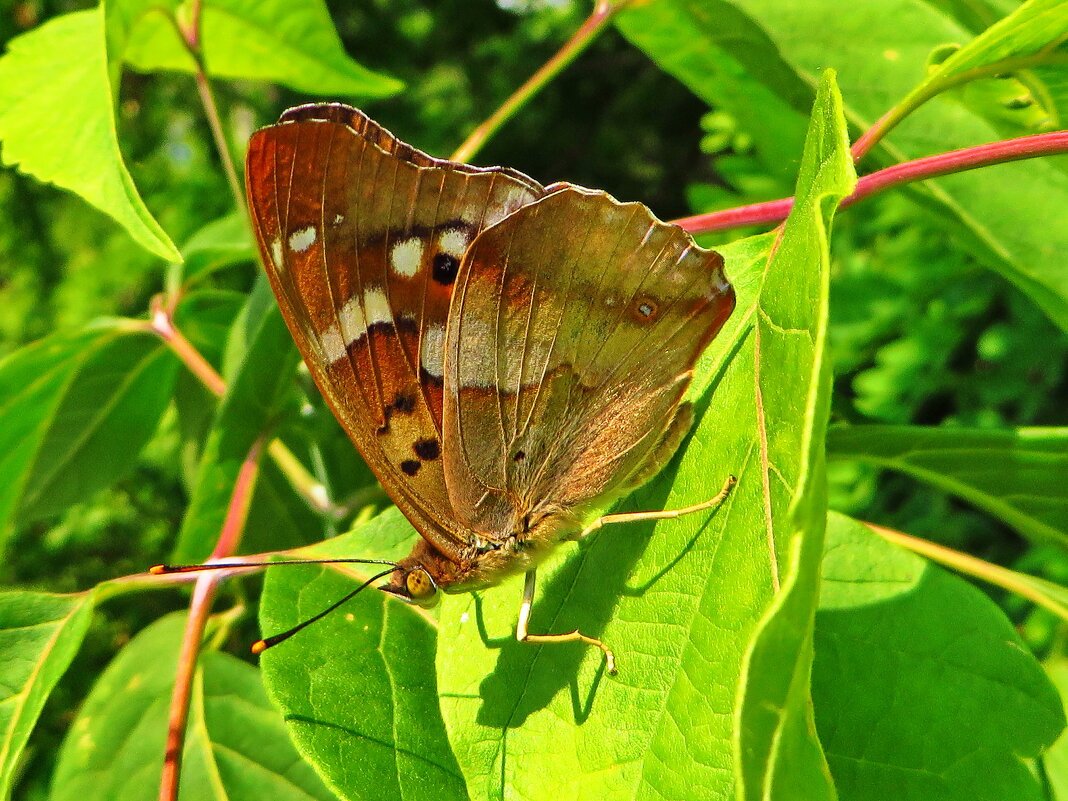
xmin=405 ymin=567 xmax=440 ymax=607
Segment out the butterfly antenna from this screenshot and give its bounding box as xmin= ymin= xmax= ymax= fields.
xmin=149 ymin=558 xmax=401 ymax=575
xmin=251 ymin=566 xmax=398 ymax=654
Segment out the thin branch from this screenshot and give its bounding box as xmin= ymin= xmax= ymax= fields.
xmin=450 ymin=1 xmax=628 ymax=163
xmin=852 ymin=51 xmax=1068 ymax=161
xmin=158 ymin=435 xmax=265 ymax=801
xmin=149 ymin=296 xmax=226 ymax=397
xmin=867 ymin=522 xmax=1068 ymax=621
xmin=674 ymin=129 xmax=1068 ymax=235
xmin=267 ymin=439 xmax=334 ymax=514
xmin=159 ymin=575 xmax=218 ymax=801
xmin=170 ymin=1 xmax=248 ymax=221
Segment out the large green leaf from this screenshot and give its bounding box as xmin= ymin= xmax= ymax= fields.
xmin=0 ymin=321 xmax=178 ymax=545
xmin=815 ymin=514 xmax=1064 ymax=800
xmin=49 ymin=613 xmax=336 ymax=801
xmin=1044 ymin=657 xmax=1068 ymax=801
xmin=165 ymin=212 xmax=255 ymax=295
xmin=735 ymin=71 xmax=854 ymax=801
xmin=173 ymin=300 xmax=299 ymax=562
xmin=257 ymin=508 xmax=467 ymax=801
xmin=903 ymin=0 xmax=1068 ymax=105
xmin=0 ymin=10 xmax=179 ymax=261
xmin=429 ymin=74 xmax=850 ymax=801
xmin=617 ymin=0 xmax=1068 ymax=332
xmin=0 ymin=590 xmax=96 ymax=801
xmin=171 ymin=288 xmax=245 ymax=488
xmin=827 ymin=424 xmax=1068 ymax=545
xmin=121 ymin=0 xmax=402 ymax=98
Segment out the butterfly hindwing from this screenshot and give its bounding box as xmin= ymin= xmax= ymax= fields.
xmin=246 ymin=105 xmax=546 ymax=558
xmin=441 ymin=187 xmax=735 ymax=536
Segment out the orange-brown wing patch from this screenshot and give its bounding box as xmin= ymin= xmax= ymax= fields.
xmin=245 ymin=105 xmax=545 ymax=558
xmin=441 ymin=187 xmax=734 ymax=536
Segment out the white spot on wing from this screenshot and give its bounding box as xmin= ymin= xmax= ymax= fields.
xmin=333 ymin=213 xmax=345 ymax=225
xmin=438 ymin=229 xmax=469 ymax=258
xmin=390 ymin=237 xmax=424 ymax=277
xmin=457 ymin=319 xmax=495 ymax=388
xmin=339 ymin=296 xmax=367 ymax=346
xmin=363 ymin=287 xmax=393 ymax=326
xmin=270 ymin=238 xmax=283 ymax=269
xmin=289 ymin=226 xmax=317 ymax=253
xmin=320 ymin=323 xmax=346 ymax=363
xmin=421 ymin=324 xmax=446 ymax=377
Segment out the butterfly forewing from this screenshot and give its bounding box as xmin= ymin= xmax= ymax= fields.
xmin=441 ymin=188 xmax=735 ymax=535
xmin=245 ymin=105 xmax=546 ymax=559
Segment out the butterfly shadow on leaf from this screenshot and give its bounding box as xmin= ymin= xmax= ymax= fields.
xmin=467 ymin=415 xmax=725 ymax=729
xmin=459 ymin=340 xmax=739 ymax=727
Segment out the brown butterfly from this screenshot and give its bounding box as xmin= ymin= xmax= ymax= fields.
xmin=240 ymin=103 xmax=735 ymax=672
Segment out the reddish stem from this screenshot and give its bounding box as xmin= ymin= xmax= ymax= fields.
xmin=159 ymin=575 xmax=218 ymax=801
xmin=212 ymin=435 xmax=266 ymax=559
xmin=150 ymin=296 xmax=226 ymax=397
xmin=675 ymin=129 xmax=1068 ymax=235
xmin=158 ymin=436 xmax=264 ymax=801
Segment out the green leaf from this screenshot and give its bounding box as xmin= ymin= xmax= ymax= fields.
xmin=165 ymin=213 xmax=256 ymax=295
xmin=907 ymin=0 xmax=1068 ymax=96
xmin=735 ymin=70 xmax=854 ymax=801
xmin=827 ymin=425 xmax=1068 ymax=546
xmin=244 ymin=458 xmax=329 ymax=555
xmin=172 ymin=289 xmax=245 ymax=488
xmin=430 ymin=75 xmax=851 ymax=801
xmin=257 ymin=508 xmax=467 ymax=801
xmin=615 ymin=2 xmax=810 ymax=183
xmin=0 ymin=590 xmax=96 ymax=801
xmin=0 ymin=321 xmax=178 ymax=545
xmin=50 ymin=612 xmax=336 ymax=801
xmin=101 ymin=0 xmax=182 ymax=87
xmin=122 ymin=0 xmax=402 ymax=98
xmin=0 ymin=10 xmax=180 ymax=261
xmin=815 ymin=514 xmax=1064 ymax=800
xmin=173 ymin=300 xmax=299 ymax=562
xmin=1044 ymin=657 xmax=1068 ymax=801
xmin=617 ymin=0 xmax=1068 ymax=332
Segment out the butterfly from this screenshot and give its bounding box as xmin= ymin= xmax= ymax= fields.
xmin=241 ymin=103 xmax=736 ymax=672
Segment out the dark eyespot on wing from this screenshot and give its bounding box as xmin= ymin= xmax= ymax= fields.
xmin=392 ymin=392 xmax=416 ymax=413
xmin=414 ymin=438 xmax=440 ymax=461
xmin=400 ymin=459 xmax=421 ymax=476
xmin=432 ymin=253 xmax=460 ymax=285
xmin=633 ymin=297 xmax=659 ymax=321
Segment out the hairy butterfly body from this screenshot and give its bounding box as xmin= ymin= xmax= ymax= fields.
xmin=244 ymin=103 xmax=735 ymax=670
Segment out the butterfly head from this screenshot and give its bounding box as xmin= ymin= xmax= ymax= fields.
xmin=381 ymin=565 xmax=442 ymax=609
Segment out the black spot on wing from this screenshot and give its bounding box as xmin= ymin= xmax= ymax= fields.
xmin=414 ymin=438 xmax=440 ymax=461
xmin=392 ymin=392 xmax=416 ymax=414
xmin=401 ymin=459 xmax=421 ymax=477
xmin=432 ymin=253 xmax=459 ymax=285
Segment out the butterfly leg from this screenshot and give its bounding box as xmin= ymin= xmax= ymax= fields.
xmin=576 ymin=474 xmax=737 ymax=540
xmin=516 ymin=569 xmax=617 ymax=675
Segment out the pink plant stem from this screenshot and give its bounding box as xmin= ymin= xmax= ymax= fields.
xmin=675 ymin=129 xmax=1068 ymax=235
xmin=150 ymin=298 xmax=226 ymax=398
xmin=159 ymin=574 xmax=218 ymax=801
xmin=158 ymin=436 xmax=265 ymax=801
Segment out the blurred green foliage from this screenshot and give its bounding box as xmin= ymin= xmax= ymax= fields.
xmin=2 ymin=1 xmax=1067 ymax=798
